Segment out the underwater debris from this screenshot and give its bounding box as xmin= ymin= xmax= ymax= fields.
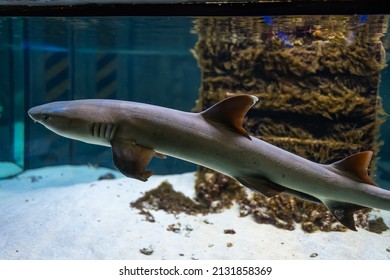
xmin=98 ymin=173 xmax=116 ymax=180
xmin=224 ymin=229 xmax=236 ymax=234
xmin=28 ymin=175 xmax=42 ymax=183
xmin=131 ymin=180 xmax=208 ymax=216
xmin=367 ymin=217 xmax=389 ymax=234
xmin=196 ymin=167 xmax=387 ymax=233
xmin=138 ymin=209 xmax=156 ymax=223
xmin=129 ymin=174 xmax=388 ymax=233
xmin=191 ymin=16 xmax=387 ymax=233
xmin=195 ymin=168 xmax=247 ymax=212
xmin=167 ymin=223 xmax=194 ymax=237
xmin=167 ymin=223 xmax=181 ymax=233
xmin=139 ymin=245 xmax=154 ymax=256
xmin=195 ymin=167 xmax=389 ymax=233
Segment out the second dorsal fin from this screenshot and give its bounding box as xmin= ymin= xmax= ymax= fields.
xmin=200 ymin=95 xmax=258 ymax=140
xmin=328 ymin=151 xmax=376 ymax=186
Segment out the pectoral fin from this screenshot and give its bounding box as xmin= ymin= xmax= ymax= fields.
xmin=322 ymin=200 xmax=367 ymax=231
xmin=236 ymin=175 xmax=285 ymax=197
xmin=111 ymin=138 xmax=155 ymax=181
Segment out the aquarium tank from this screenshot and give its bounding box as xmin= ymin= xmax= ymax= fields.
xmin=1 ymin=0 xmax=390 ymax=261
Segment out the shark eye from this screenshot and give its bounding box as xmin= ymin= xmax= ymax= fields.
xmin=42 ymin=114 xmax=50 ymax=121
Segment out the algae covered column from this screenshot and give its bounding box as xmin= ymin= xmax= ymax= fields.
xmin=191 ymin=16 xmax=388 ymax=232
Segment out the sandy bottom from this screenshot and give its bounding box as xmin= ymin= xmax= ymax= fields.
xmin=0 ymin=165 xmax=389 ymax=260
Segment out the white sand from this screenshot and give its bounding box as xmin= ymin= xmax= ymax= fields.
xmin=0 ymin=165 xmax=389 ymax=260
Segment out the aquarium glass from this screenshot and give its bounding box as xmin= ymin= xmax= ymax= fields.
xmin=0 ymin=17 xmax=200 ymax=179
xmin=1 ymin=14 xmax=390 ymax=261
xmin=0 ymin=17 xmax=24 ymax=178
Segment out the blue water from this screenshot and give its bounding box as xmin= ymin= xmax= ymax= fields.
xmin=0 ymin=17 xmax=200 ymax=176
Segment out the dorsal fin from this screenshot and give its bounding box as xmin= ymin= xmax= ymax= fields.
xmin=329 ymin=151 xmax=376 ymax=186
xmin=201 ymin=95 xmax=258 ymax=140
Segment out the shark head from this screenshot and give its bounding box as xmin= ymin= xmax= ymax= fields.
xmin=28 ymin=100 xmax=116 ymax=146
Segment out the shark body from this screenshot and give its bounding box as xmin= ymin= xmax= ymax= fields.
xmin=28 ymin=95 xmax=390 ymax=230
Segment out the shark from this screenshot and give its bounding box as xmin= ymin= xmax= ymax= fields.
xmin=28 ymin=95 xmax=390 ymax=230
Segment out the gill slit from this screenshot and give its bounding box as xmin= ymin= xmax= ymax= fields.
xmin=91 ymin=123 xmax=117 ymax=140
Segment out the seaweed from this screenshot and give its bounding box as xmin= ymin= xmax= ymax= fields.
xmin=130 ymin=173 xmax=388 ymax=233
xmin=367 ymin=217 xmax=389 ymax=234
xmin=192 ymin=16 xmax=388 ymax=233
xmin=195 ymin=168 xmax=387 ymax=233
xmin=130 ymin=180 xmax=208 ymax=216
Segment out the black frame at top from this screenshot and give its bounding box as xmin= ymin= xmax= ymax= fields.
xmin=1 ymin=1 xmax=390 ymax=16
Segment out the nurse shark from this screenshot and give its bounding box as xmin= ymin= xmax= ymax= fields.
xmin=28 ymin=95 xmax=390 ymax=231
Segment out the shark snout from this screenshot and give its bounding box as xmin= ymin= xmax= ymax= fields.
xmin=28 ymin=103 xmax=61 ymax=123
xmin=28 ymin=107 xmax=42 ymax=122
